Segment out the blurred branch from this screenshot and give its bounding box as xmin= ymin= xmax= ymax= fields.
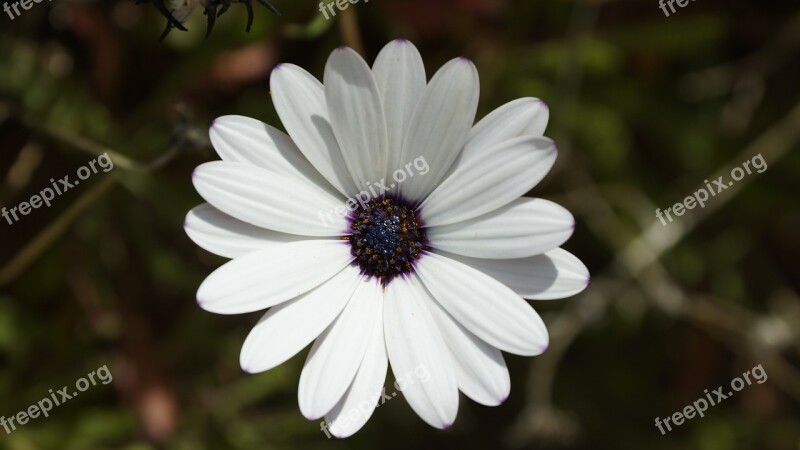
xmin=619 ymin=100 xmax=800 ymax=278
xmin=0 ymin=176 xmax=117 ymax=287
xmin=337 ymin=7 xmax=365 ymax=56
xmin=19 ymin=116 xmax=185 ymax=173
xmin=538 ymin=98 xmax=800 ymax=409
xmin=0 ymin=117 xmax=191 ymax=287
xmin=1 ymin=141 xmax=43 ymax=204
xmin=680 ymin=12 xmax=800 ymax=100
xmin=681 ymin=294 xmax=800 ymax=402
xmin=512 ymin=7 xmax=800 ymax=439
xmin=680 ymin=12 xmax=800 ymax=133
xmin=282 ymin=12 xmax=333 ymax=40
xmin=508 ymin=281 xmax=612 ymax=447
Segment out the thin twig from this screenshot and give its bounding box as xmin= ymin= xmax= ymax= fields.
xmin=619 ymin=100 xmax=800 ymax=277
xmin=337 ymin=7 xmax=365 ymax=56
xmin=0 ymin=177 xmax=117 ymax=287
xmin=21 ymin=117 xmax=183 ymax=173
xmin=0 ymin=118 xmax=188 ymax=287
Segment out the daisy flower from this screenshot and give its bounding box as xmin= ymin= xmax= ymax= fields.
xmin=185 ymin=39 xmax=589 ymax=438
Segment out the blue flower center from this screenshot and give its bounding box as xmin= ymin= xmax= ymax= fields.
xmin=346 ymin=196 xmax=427 ymax=285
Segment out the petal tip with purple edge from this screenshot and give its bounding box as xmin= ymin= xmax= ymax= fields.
xmin=537 ymin=98 xmax=549 ymax=110
xmin=302 ymin=410 xmax=323 ymax=421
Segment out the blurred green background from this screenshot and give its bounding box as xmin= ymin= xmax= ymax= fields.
xmin=1 ymin=0 xmax=799 ymax=449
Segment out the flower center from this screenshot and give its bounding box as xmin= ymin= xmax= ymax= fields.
xmin=345 ymin=196 xmax=427 ymax=285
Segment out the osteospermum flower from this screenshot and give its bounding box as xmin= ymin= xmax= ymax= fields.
xmin=185 ymin=40 xmax=589 ymax=437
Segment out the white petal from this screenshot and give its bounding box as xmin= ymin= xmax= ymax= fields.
xmin=298 ymin=277 xmax=383 ymax=420
xmin=270 ymin=64 xmax=358 ymax=197
xmin=384 ymin=275 xmax=458 ymax=428
xmin=520 ymin=101 xmax=550 ymax=136
xmin=192 ymin=161 xmax=347 ymax=236
xmin=427 ymin=197 xmax=575 ymax=259
xmin=416 ymin=252 xmax=548 ymax=356
xmin=324 ymin=300 xmax=388 ymax=438
xmin=398 ymin=58 xmax=479 ymax=203
xmin=428 ymin=299 xmax=510 ymax=406
xmin=185 ymin=203 xmax=310 ymax=259
xmin=372 ymin=39 xmax=427 ymax=177
xmin=439 ymin=248 xmax=590 ymax=300
xmin=420 ymin=136 xmax=557 ymax=227
xmin=427 ymin=99 xmax=550 ymax=208
xmin=239 ymin=265 xmax=363 ymax=374
xmin=462 ymin=98 xmax=549 ymax=161
xmin=197 ymin=240 xmax=352 ymax=315
xmin=209 ymin=115 xmax=343 ymax=200
xmin=325 ymin=47 xmax=389 ymax=191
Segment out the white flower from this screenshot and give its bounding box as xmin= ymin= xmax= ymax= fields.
xmin=185 ymin=39 xmax=589 ymax=438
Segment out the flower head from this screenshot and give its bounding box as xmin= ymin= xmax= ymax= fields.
xmin=185 ymin=39 xmax=589 ymax=437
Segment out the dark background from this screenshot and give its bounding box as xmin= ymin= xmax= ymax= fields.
xmin=1 ymin=0 xmax=799 ymax=449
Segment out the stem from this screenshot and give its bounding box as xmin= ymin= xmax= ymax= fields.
xmin=337 ymin=6 xmax=365 ymax=56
